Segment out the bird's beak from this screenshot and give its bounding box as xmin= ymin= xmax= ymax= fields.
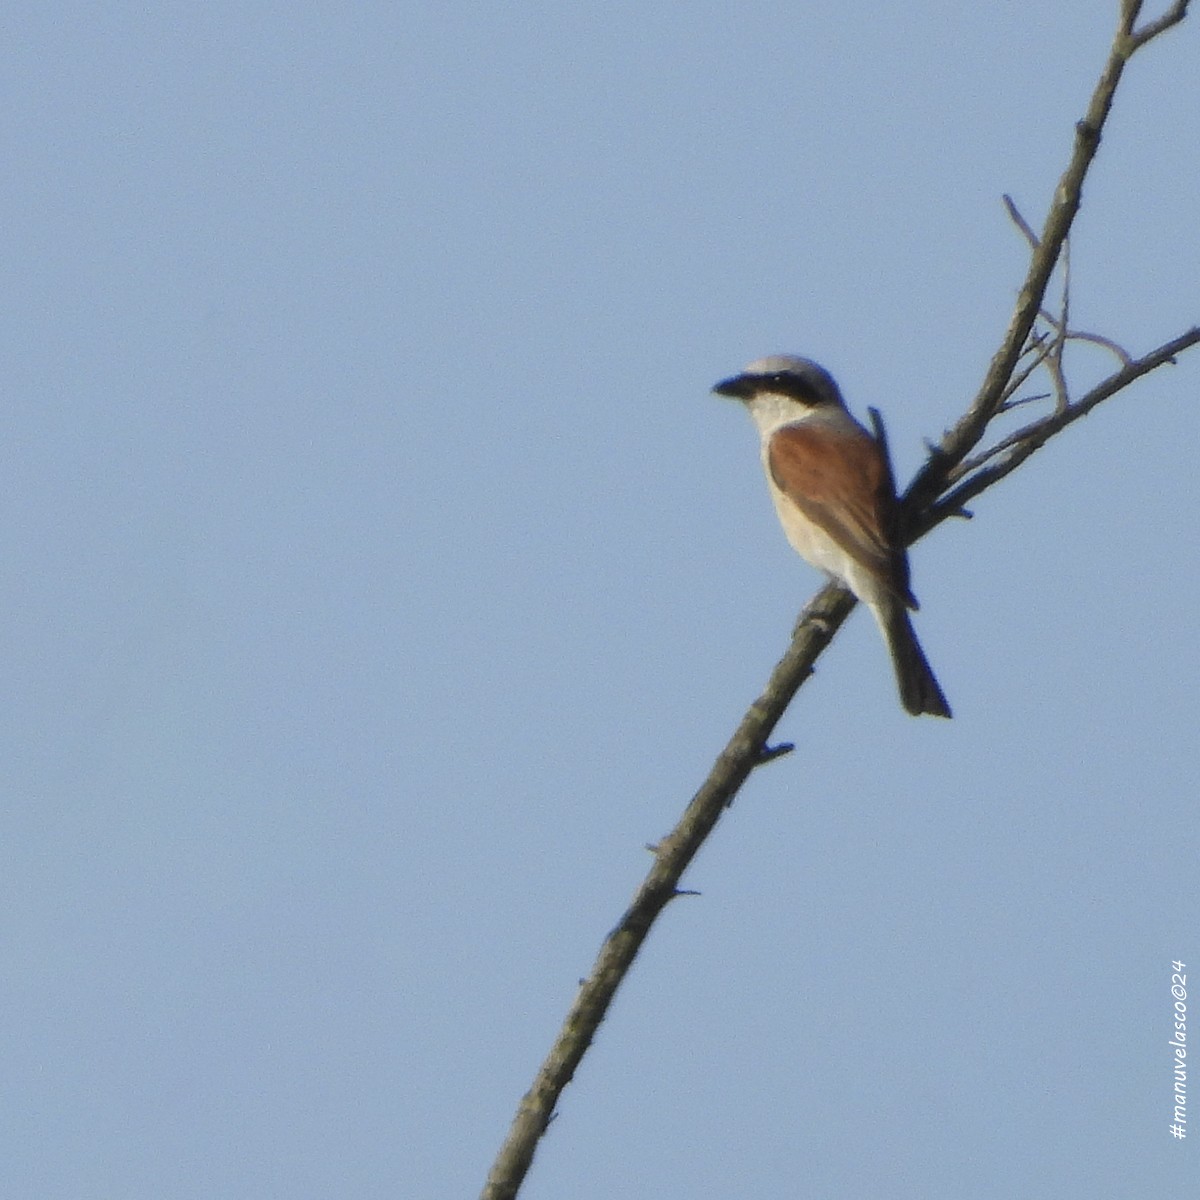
xmin=712 ymin=374 xmax=752 ymax=399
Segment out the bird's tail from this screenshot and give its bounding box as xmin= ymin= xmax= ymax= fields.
xmin=876 ymin=602 xmax=952 ymax=719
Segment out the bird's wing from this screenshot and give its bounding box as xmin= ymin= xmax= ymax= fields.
xmin=767 ymin=421 xmax=915 ymax=608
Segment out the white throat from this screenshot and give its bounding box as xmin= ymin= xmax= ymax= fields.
xmin=743 ymin=391 xmax=852 ymax=442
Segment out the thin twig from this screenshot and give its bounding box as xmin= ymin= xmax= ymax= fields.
xmin=1127 ymin=0 xmax=1190 ymax=47
xmin=1048 ymin=238 xmax=1072 ymax=410
xmin=998 ymin=392 xmax=1051 ymax=414
xmin=955 ymin=324 xmax=1195 ymax=480
xmin=1002 ymin=333 xmax=1055 ymax=400
xmin=922 ymin=326 xmax=1200 ymax=532
xmin=1003 ymin=194 xmax=1040 ymax=249
xmin=1066 ymin=329 xmax=1135 ymax=365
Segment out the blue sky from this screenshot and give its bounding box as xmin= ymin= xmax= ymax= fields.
xmin=3 ymin=4 xmax=1198 ymax=1198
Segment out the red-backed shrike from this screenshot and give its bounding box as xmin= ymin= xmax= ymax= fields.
xmin=713 ymin=354 xmax=951 ymax=718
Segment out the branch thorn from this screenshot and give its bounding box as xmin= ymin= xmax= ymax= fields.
xmin=756 ymin=742 xmax=795 ymax=765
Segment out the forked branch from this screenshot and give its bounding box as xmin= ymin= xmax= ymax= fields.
xmin=905 ymin=0 xmax=1190 ymax=511
xmin=480 ymin=6 xmax=1194 ymax=1198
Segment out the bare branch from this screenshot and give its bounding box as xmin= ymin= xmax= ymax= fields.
xmin=1127 ymin=0 xmax=1190 ymax=46
xmin=905 ymin=1 xmax=1186 ymax=513
xmin=481 ymin=585 xmax=857 ymax=1200
xmin=921 ymin=327 xmax=1200 ymax=532
xmin=1121 ymin=0 xmax=1148 ymax=35
xmin=1068 ymin=329 xmax=1135 ymax=365
xmin=483 ymin=321 xmax=1200 ymax=1200
xmin=1050 ymin=238 xmax=1072 ymax=411
xmin=479 ymin=8 xmax=1195 ymax=1198
xmin=998 ymin=391 xmax=1052 ymax=414
xmin=1003 ymin=194 xmax=1040 ymax=250
xmin=997 ymin=336 xmax=1054 ymax=410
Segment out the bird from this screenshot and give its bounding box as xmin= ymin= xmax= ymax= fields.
xmin=712 ymin=354 xmax=951 ymax=718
